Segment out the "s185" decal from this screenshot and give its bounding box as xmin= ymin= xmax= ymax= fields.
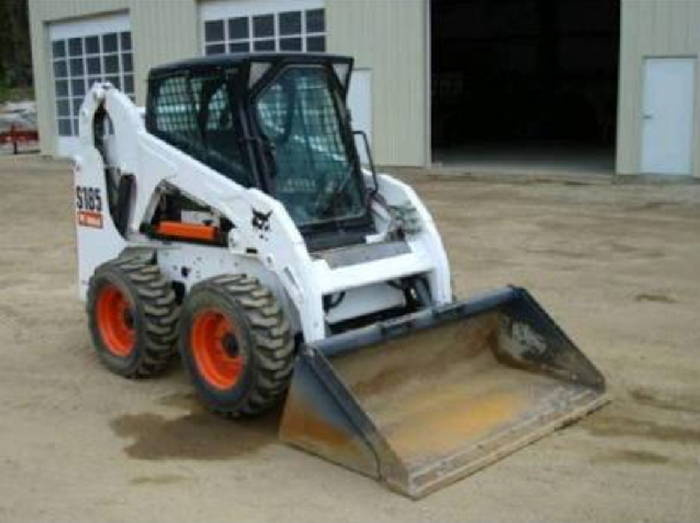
xmin=76 ymin=185 xmax=102 ymax=212
xmin=76 ymin=185 xmax=103 ymax=228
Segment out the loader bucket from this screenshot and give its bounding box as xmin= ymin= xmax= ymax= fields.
xmin=279 ymin=286 xmax=608 ymax=498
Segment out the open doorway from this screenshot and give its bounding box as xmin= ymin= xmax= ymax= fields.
xmin=431 ymin=0 xmax=620 ymax=175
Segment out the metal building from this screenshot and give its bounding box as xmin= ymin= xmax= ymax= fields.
xmin=28 ymin=0 xmax=700 ymax=177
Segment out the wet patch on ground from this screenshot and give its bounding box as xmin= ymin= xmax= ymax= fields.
xmin=0 ymin=277 xmax=33 ymax=291
xmin=110 ymin=405 xmax=281 ymax=461
xmin=635 ymin=293 xmax=677 ymax=304
xmin=523 ymin=246 xmax=584 ymax=260
xmin=130 ymin=474 xmax=190 ymax=486
xmin=605 ymin=241 xmax=666 ymax=259
xmin=582 ymin=414 xmax=700 ymax=444
xmin=592 ymin=449 xmax=671 ymax=465
xmin=629 ymin=387 xmax=700 ymax=414
xmin=627 ymin=201 xmax=678 ymax=212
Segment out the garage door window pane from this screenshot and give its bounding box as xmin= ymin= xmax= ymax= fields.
xmin=58 ymin=119 xmax=72 ymax=136
xmin=205 ymin=43 xmax=226 ymax=56
xmin=69 ymin=58 xmax=84 ymax=76
xmin=229 ymin=42 xmax=249 ymax=53
xmin=85 ymin=36 xmax=100 ymax=54
xmin=254 ymin=39 xmax=275 ymax=51
xmin=306 ymin=36 xmax=325 ymax=52
xmin=122 ymin=52 xmax=133 ymax=72
xmin=280 ymin=37 xmax=302 ymax=51
xmin=279 ymin=11 xmax=301 ymax=35
xmin=205 ymin=20 xmax=224 ymax=42
xmin=253 ymin=15 xmax=274 ymax=37
xmin=102 ymin=33 xmax=118 ymax=53
xmin=229 ymin=17 xmax=249 ymax=39
xmin=53 ymin=60 xmax=67 ymax=78
xmin=306 ymin=9 xmax=325 ymax=33
xmin=104 ymin=55 xmax=119 ymax=74
xmin=52 ymin=40 xmax=66 ymax=58
xmin=56 ymin=100 xmax=70 ymax=117
xmin=68 ymin=37 xmax=83 ymax=56
xmin=55 ymin=80 xmax=69 ymax=97
xmin=72 ymin=98 xmax=82 ymax=116
xmin=87 ymin=56 xmax=101 ymax=75
xmin=72 ymin=78 xmax=86 ymax=96
xmin=120 ymin=32 xmax=131 ymax=51
xmin=124 ymin=74 xmax=134 ymax=94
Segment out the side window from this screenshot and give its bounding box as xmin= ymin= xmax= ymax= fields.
xmin=150 ymin=75 xmax=201 ymax=152
xmin=206 ymin=87 xmax=232 ymax=131
xmin=195 ymin=72 xmax=251 ymax=186
xmin=148 ymin=72 xmax=252 ymax=187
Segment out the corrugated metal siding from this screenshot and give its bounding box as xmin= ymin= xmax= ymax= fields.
xmin=616 ymin=0 xmax=700 ymax=176
xmin=326 ymin=0 xmax=427 ymax=166
xmin=130 ymin=1 xmax=199 ymax=103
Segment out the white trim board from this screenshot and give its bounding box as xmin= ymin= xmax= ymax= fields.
xmin=48 ymin=12 xmax=130 ymax=41
xmin=200 ymin=0 xmax=323 ymax=21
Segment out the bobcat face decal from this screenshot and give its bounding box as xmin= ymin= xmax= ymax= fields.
xmin=251 ymin=208 xmax=272 ymax=240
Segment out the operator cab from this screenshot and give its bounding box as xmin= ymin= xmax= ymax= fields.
xmin=146 ymin=53 xmax=375 ymax=251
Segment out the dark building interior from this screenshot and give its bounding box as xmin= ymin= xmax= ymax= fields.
xmin=431 ymin=0 xmax=620 ymax=173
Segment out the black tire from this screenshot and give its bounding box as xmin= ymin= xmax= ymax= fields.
xmin=87 ymin=256 xmax=180 ymax=378
xmin=179 ymin=274 xmax=295 ymax=417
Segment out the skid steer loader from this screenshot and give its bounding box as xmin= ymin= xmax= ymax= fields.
xmin=74 ymin=53 xmax=608 ymax=498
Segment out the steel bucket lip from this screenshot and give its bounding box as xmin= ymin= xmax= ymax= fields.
xmin=387 ymin=389 xmax=611 ymax=499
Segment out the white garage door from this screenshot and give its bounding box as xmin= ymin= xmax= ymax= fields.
xmin=49 ymin=13 xmax=133 ymax=157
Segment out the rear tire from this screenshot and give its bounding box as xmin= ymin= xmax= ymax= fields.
xmin=87 ymin=256 xmax=180 ymax=378
xmin=179 ymin=274 xmax=295 ymax=417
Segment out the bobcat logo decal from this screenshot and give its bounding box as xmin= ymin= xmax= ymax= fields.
xmin=251 ymin=208 xmax=272 ymax=240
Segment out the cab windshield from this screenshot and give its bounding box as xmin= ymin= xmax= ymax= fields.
xmin=254 ymin=67 xmax=366 ymax=228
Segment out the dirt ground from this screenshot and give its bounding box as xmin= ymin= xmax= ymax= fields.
xmin=0 ymin=155 xmax=698 ymax=522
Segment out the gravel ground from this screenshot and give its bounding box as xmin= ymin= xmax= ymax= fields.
xmin=0 ymin=155 xmax=698 ymax=522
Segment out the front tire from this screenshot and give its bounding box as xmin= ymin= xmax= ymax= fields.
xmin=87 ymin=257 xmax=180 ymax=378
xmin=179 ymin=274 xmax=295 ymax=417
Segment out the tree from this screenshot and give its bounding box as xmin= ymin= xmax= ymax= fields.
xmin=0 ymin=0 xmax=32 ymax=89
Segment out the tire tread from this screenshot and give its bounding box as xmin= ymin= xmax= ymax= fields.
xmin=87 ymin=255 xmax=179 ymax=378
xmin=187 ymin=274 xmax=295 ymax=417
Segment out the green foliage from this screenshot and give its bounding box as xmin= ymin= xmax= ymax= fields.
xmin=0 ymin=0 xmax=32 ymax=91
xmin=0 ymin=68 xmax=9 ymax=102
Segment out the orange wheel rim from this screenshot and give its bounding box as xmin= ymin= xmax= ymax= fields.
xmin=191 ymin=310 xmax=243 ymax=390
xmin=96 ymin=284 xmax=135 ymax=357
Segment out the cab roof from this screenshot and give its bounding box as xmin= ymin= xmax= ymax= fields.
xmin=148 ymin=52 xmax=353 ymax=79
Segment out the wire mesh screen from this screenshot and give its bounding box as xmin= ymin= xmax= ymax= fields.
xmin=205 ymin=85 xmax=232 ymax=132
xmin=148 ymin=72 xmax=252 ymax=187
xmin=151 ymin=75 xmax=200 ymax=147
xmin=256 ymin=68 xmax=365 ymax=226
